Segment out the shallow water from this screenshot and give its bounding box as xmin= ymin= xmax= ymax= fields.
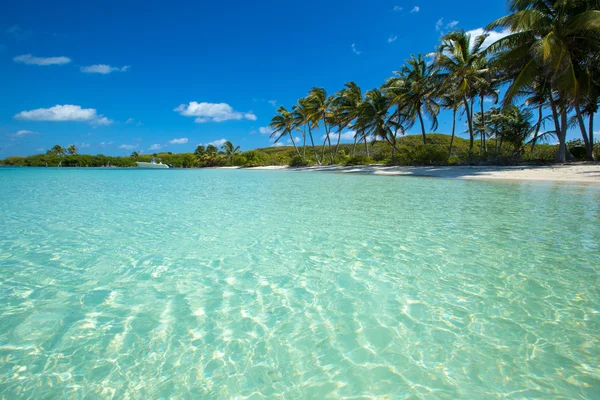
xmin=0 ymin=168 xmax=599 ymax=399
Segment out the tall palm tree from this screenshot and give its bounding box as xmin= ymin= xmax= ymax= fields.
xmin=131 ymin=151 xmax=140 ymax=158
xmin=221 ymin=141 xmax=241 ymax=165
xmin=384 ymin=54 xmax=440 ymax=145
xmin=293 ymin=98 xmax=320 ymax=164
xmin=305 ymin=87 xmax=334 ymax=163
xmin=333 ymin=82 xmax=364 ymax=157
xmin=67 ymin=144 xmax=78 ymax=155
xmin=487 ymin=0 xmax=600 ymax=162
xmin=269 ymin=106 xmax=301 ymax=157
xmin=433 ymin=31 xmax=488 ymax=151
xmin=357 ymin=89 xmax=397 ymax=158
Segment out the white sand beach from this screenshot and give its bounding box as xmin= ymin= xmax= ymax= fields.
xmin=245 ymin=164 xmax=600 ymax=184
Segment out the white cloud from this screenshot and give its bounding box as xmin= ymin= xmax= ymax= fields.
xmin=36 ymin=147 xmax=45 ymax=152
xmin=465 ymin=27 xmax=512 ymax=49
xmin=149 ymin=144 xmax=163 ymax=150
xmin=205 ymin=139 xmax=228 ymax=147
xmin=410 ymin=6 xmax=420 ymax=13
xmin=351 ymin=43 xmax=361 ymax=55
xmin=98 ymin=141 xmax=113 ymax=147
xmin=13 ymin=54 xmax=71 ymax=66
xmin=14 ymin=104 xmax=113 ymax=126
xmin=169 ymin=138 xmax=188 ymax=144
xmin=259 ymin=126 xmax=274 ymax=135
xmin=388 ymin=35 xmax=398 ymax=43
xmin=322 ymin=131 xmax=357 ymax=142
xmin=79 ymin=142 xmax=91 ymax=148
xmin=125 ymin=118 xmax=134 ymax=124
xmin=268 ymin=100 xmax=277 ymax=107
xmin=271 ymin=142 xmax=284 ymax=147
xmin=119 ymin=144 xmax=138 ymax=150
xmin=393 ymin=5 xmax=403 ymax=11
xmin=81 ymin=64 xmax=129 ymax=74
xmin=174 ymin=102 xmax=257 ymax=123
xmin=10 ymin=129 xmax=37 ymax=137
xmin=436 ymin=19 xmax=460 ymax=36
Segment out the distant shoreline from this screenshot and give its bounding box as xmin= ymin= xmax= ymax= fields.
xmin=236 ymin=163 xmax=600 ymax=184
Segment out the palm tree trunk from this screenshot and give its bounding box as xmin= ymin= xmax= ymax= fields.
xmin=530 ymin=105 xmax=543 ymax=153
xmin=449 ymin=107 xmax=457 ymax=157
xmin=549 ymin=97 xmax=565 ymax=163
xmin=417 ymin=108 xmax=427 ymax=145
xmin=575 ymin=102 xmax=593 ymax=160
xmin=333 ymin=125 xmax=344 ymax=159
xmin=351 ymin=135 xmax=358 ymax=157
xmin=463 ymin=97 xmax=474 ymax=151
xmin=289 ymin=134 xmax=301 ymax=158
xmin=303 ymin=125 xmax=307 ymax=159
xmin=364 ymin=133 xmax=370 ymax=158
xmin=480 ymin=95 xmax=486 ymax=153
xmin=590 ymin=113 xmax=595 ymax=159
xmin=308 ymin=126 xmax=320 ymax=165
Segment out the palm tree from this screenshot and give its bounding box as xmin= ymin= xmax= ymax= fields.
xmin=332 ymin=82 xmax=364 ymax=157
xmin=293 ymin=98 xmax=320 ymax=164
xmin=433 ymin=31 xmax=488 ymax=151
xmin=269 ymin=106 xmax=301 ymax=157
xmin=67 ymin=144 xmax=78 ymax=155
xmin=48 ymin=145 xmax=66 ymax=156
xmin=221 ymin=141 xmax=241 ymax=165
xmin=305 ymin=87 xmax=334 ymax=163
xmin=487 ymin=0 xmax=600 ymax=162
xmin=206 ymin=145 xmax=218 ymax=157
xmin=130 ymin=151 xmax=140 ymax=158
xmin=384 ymin=54 xmax=440 ymax=145
xmin=357 ymin=89 xmax=398 ymax=158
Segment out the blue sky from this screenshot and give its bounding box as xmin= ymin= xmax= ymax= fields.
xmin=0 ymin=0 xmax=585 ymax=157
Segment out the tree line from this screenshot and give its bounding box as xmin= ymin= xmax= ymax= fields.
xmin=269 ymin=0 xmax=600 ymax=164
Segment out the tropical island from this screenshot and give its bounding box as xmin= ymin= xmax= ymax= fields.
xmin=3 ymin=2 xmax=599 ymax=171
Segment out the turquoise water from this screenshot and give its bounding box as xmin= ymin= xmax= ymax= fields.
xmin=0 ymin=168 xmax=599 ymax=399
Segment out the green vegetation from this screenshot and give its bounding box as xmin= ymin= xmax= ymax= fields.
xmin=4 ymin=134 xmax=597 ymax=168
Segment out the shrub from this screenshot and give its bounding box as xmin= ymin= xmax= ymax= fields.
xmin=289 ymin=156 xmax=309 ymax=167
xmin=344 ymin=155 xmax=373 ymax=166
xmin=448 ymin=155 xmax=461 ymax=165
xmin=569 ymin=146 xmax=587 ymax=160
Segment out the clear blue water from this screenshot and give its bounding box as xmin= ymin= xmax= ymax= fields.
xmin=0 ymin=168 xmax=599 ymax=399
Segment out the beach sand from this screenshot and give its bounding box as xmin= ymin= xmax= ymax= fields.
xmin=244 ymin=164 xmax=600 ymax=184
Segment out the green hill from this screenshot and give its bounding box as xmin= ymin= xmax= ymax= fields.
xmin=0 ymin=134 xmax=563 ymax=168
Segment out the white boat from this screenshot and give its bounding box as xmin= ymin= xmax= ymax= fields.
xmin=136 ymin=158 xmax=170 ymax=169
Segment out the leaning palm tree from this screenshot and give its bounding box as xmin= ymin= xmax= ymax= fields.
xmin=269 ymin=106 xmax=301 ymax=158
xmin=384 ymin=53 xmax=440 ymax=145
xmin=67 ymin=144 xmax=78 ymax=155
xmin=333 ymin=81 xmax=364 ymax=157
xmin=433 ymin=30 xmax=488 ymax=151
xmin=357 ymin=89 xmax=398 ymax=158
xmin=221 ymin=141 xmax=241 ymax=165
xmin=487 ymin=0 xmax=600 ymax=162
xmin=293 ymin=98 xmax=320 ymax=164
